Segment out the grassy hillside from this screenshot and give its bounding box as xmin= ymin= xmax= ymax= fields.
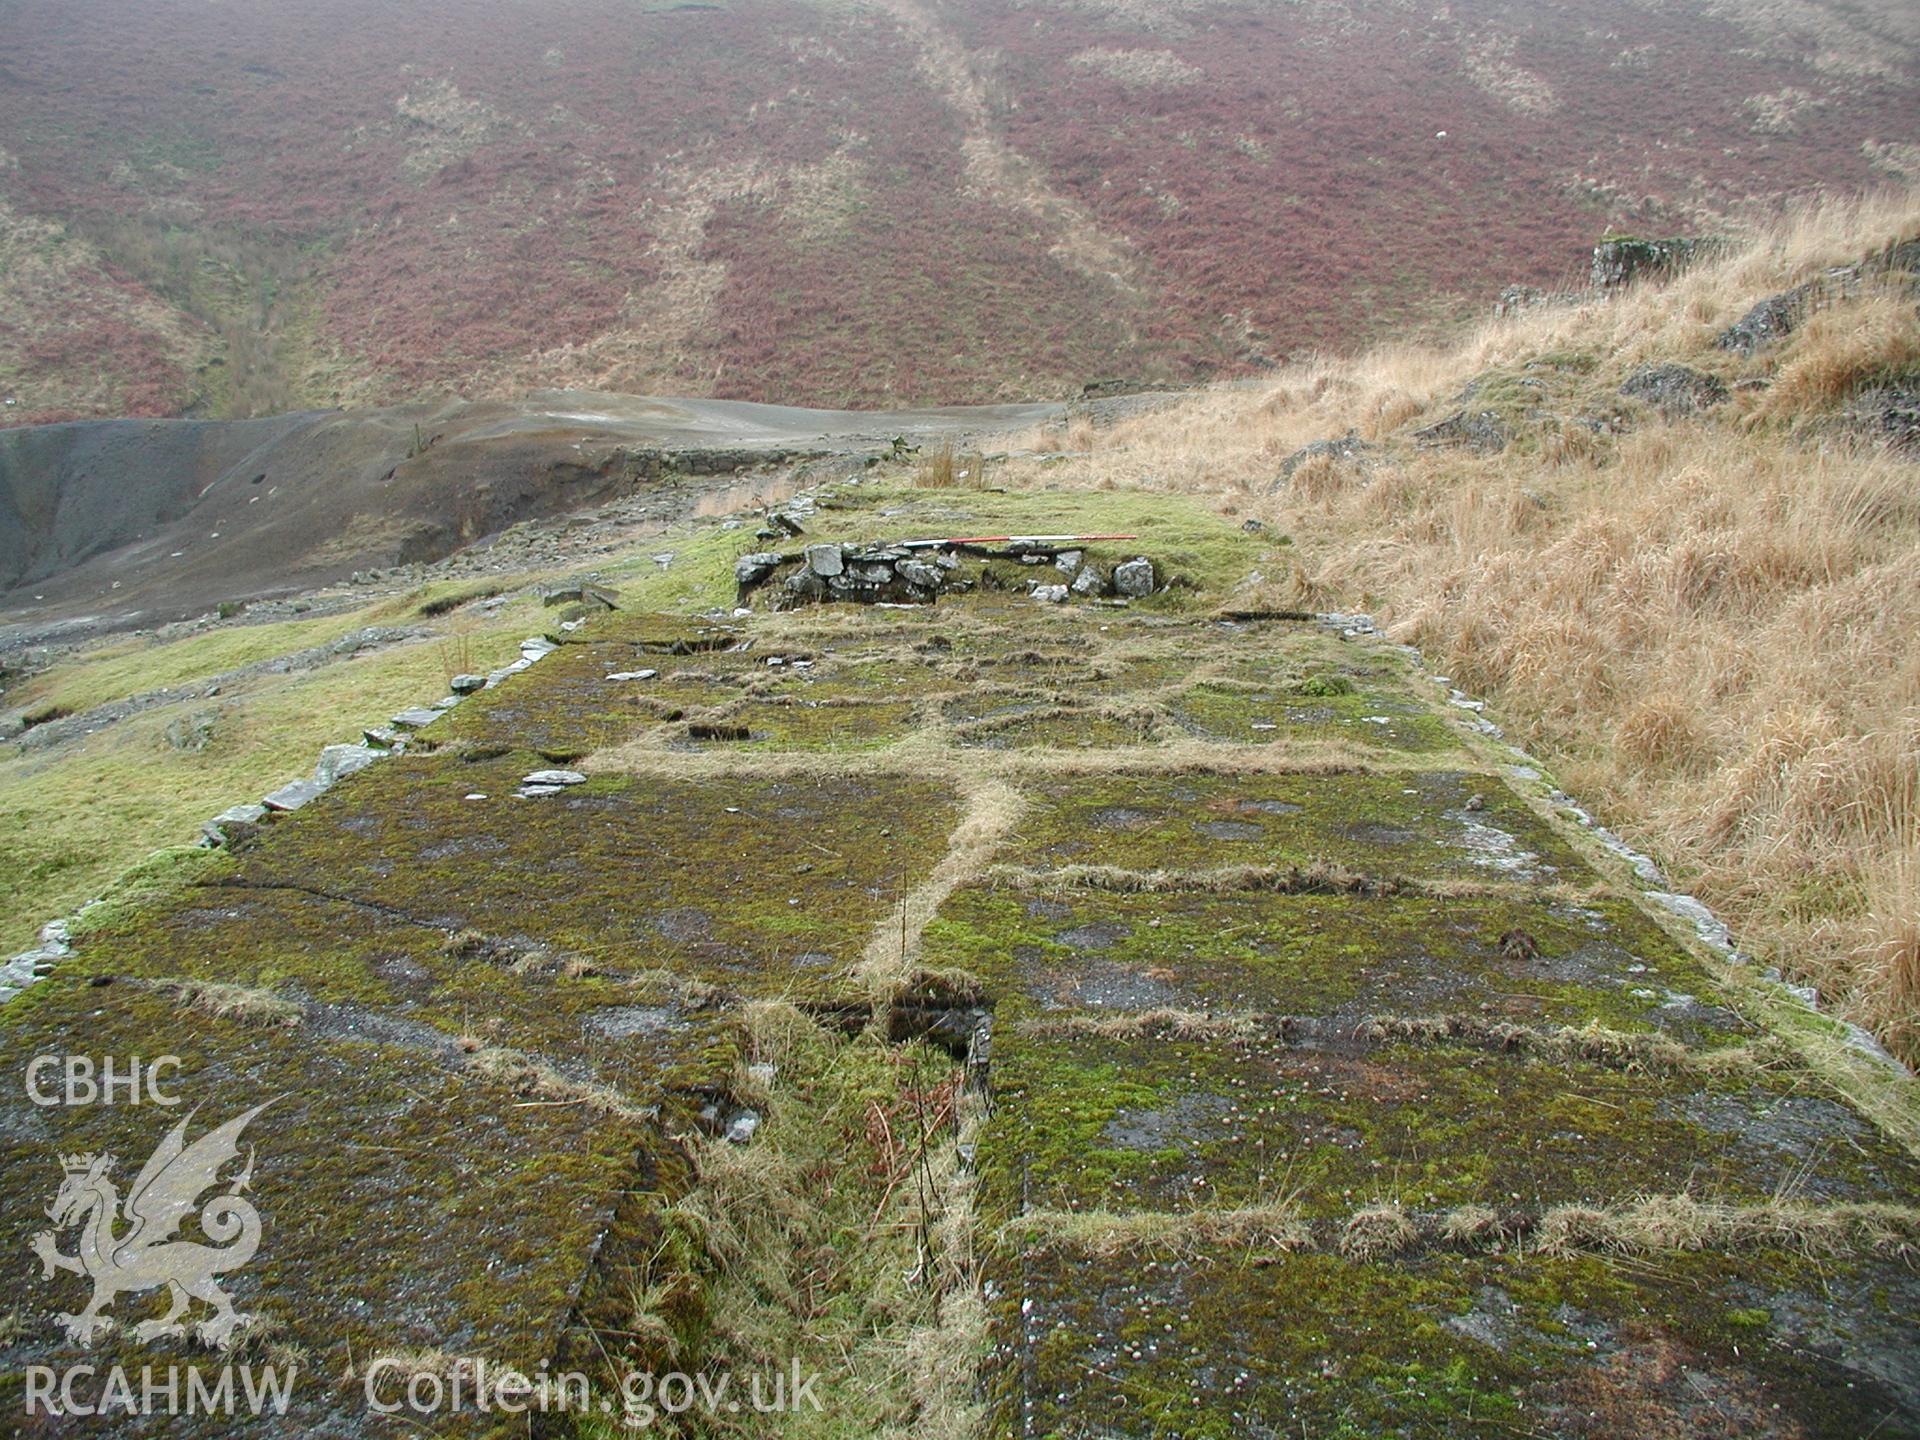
xmin=1021 ymin=187 xmax=1920 ymax=1060
xmin=2 ymin=0 xmax=1915 ymax=423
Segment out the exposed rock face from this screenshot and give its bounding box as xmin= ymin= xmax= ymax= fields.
xmin=1590 ymin=235 xmax=1709 ymax=290
xmin=164 ymin=709 xmax=220 ymax=753
xmin=1848 ymin=382 xmax=1920 ymax=451
xmin=1411 ymin=410 xmax=1508 ymax=453
xmin=1716 ymin=290 xmax=1806 ymax=355
xmin=1716 ymin=239 xmax=1919 ymax=355
xmin=1276 ymin=434 xmax=1377 ymax=484
xmin=1619 ymin=363 xmax=1730 ymax=418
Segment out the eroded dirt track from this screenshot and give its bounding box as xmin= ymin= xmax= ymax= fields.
xmin=3 ymin=532 xmax=1917 ymax=1437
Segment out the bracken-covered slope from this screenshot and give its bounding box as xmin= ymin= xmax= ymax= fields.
xmin=2 ymin=482 xmax=1917 ymax=1437
xmin=1 ymin=0 xmax=1915 ymax=422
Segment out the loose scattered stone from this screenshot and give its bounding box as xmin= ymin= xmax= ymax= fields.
xmin=521 ymin=769 xmax=587 ymax=787
xmin=726 ymin=1110 xmax=761 ymax=1145
xmin=605 ymin=669 xmax=659 ymax=681
xmin=541 ymin=583 xmax=620 ymax=610
xmin=1113 ymin=557 xmax=1157 ymax=597
xmin=1031 ymin=583 xmax=1069 ymax=604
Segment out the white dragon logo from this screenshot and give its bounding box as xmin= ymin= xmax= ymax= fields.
xmin=30 ymin=1101 xmax=272 ymax=1349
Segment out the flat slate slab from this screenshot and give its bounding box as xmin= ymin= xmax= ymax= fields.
xmin=261 ymin=777 xmax=327 ymax=811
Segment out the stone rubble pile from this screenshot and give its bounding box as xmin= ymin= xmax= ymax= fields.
xmin=734 ymin=539 xmax=1159 ymax=609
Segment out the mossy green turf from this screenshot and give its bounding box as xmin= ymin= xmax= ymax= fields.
xmin=60 ymin=883 xmax=739 ymax=1098
xmin=979 ymin=1027 xmax=1920 ymax=1222
xmin=0 ymin=973 xmax=673 ymax=1440
xmin=923 ymin=885 xmax=1753 ymax=1041
xmin=1005 ymin=769 xmax=1589 ymax=882
xmin=992 ymin=1244 xmax=1920 ymax=1439
xmin=212 ymin=751 xmax=959 ymax=1002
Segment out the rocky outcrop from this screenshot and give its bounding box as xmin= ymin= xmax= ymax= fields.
xmin=1275 ymin=434 xmax=1378 ymax=485
xmin=1716 ymin=237 xmax=1920 ymax=355
xmin=1590 ymin=235 xmax=1712 ymax=290
xmin=1411 ymin=409 xmax=1508 ymax=453
xmin=1846 ymin=382 xmax=1920 ymax=451
xmin=1619 ymin=363 xmax=1730 ymax=418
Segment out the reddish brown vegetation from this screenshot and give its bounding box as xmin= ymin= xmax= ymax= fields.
xmin=0 ymin=0 xmax=1909 ymax=420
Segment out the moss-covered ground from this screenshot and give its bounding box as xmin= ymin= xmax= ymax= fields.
xmin=923 ymin=885 xmax=1753 ymax=1041
xmin=4 ymin=477 xmax=1918 ymax=1437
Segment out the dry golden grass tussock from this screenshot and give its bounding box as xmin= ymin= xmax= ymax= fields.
xmin=1001 ymin=1203 xmax=1307 ymax=1258
xmin=1339 ymin=1203 xmax=1420 ymax=1259
xmin=1535 ymin=1195 xmax=1920 ymax=1259
xmin=140 ymin=977 xmax=303 ymax=1027
xmin=461 ymin=1043 xmax=654 ymax=1121
xmin=1012 ymin=189 xmax=1920 ymax=1059
xmin=1018 ymin=1008 xmax=1267 ymax=1041
xmin=1757 ymin=287 xmax=1920 ymax=418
